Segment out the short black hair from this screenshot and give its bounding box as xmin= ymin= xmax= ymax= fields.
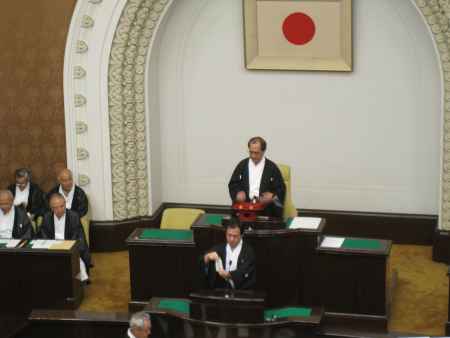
xmin=225 ymin=218 xmax=242 ymax=233
xmin=248 ymin=136 xmax=267 ymax=152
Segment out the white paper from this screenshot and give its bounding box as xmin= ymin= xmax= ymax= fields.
xmin=0 ymin=239 xmax=20 ymax=248
xmin=6 ymin=239 xmax=20 ymax=248
xmin=215 ymin=257 xmax=224 ymax=272
xmin=31 ymin=240 xmax=54 ymax=249
xmin=320 ymin=236 xmax=345 ymax=248
xmin=289 ymin=217 xmax=322 ymax=229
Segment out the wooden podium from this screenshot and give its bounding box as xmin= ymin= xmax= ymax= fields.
xmin=190 ymin=289 xmax=266 ymax=324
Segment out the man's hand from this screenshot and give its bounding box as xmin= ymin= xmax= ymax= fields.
xmin=204 ymin=251 xmax=219 ymax=264
xmin=236 ymin=191 xmax=246 ymax=202
xmin=217 ymin=269 xmax=231 ymax=280
xmin=261 ymin=192 xmax=274 ymax=204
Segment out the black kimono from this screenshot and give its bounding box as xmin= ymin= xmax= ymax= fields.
xmin=204 ymin=242 xmax=256 ymax=290
xmin=11 ymin=206 xmax=34 ymax=239
xmin=8 ymin=182 xmax=46 ymax=218
xmin=47 ymin=185 xmax=89 ymax=218
xmin=39 ymin=209 xmax=91 ymax=270
xmin=228 ymin=158 xmax=286 ymax=217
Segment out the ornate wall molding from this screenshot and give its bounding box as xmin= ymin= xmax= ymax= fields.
xmin=108 ymin=0 xmax=170 ymax=220
xmin=64 ymin=0 xmax=128 ymax=220
xmin=415 ymin=0 xmax=450 ymax=229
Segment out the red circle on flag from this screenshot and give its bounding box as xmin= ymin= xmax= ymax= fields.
xmin=282 ymin=12 xmax=316 ymax=45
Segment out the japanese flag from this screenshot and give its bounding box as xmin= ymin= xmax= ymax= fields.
xmin=256 ymin=0 xmax=342 ymax=58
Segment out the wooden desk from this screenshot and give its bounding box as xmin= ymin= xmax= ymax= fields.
xmin=145 ymin=296 xmax=323 ymax=338
xmin=315 ymin=236 xmax=392 ymax=329
xmin=192 ymin=214 xmax=326 ymax=307
xmin=127 ymin=216 xmax=391 ymax=329
xmin=0 ymin=241 xmax=83 ymax=338
xmin=127 ymin=228 xmax=202 ymax=310
xmin=15 ymin=310 xmax=129 ymax=338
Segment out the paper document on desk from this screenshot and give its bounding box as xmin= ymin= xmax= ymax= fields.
xmin=215 ymin=257 xmax=224 ymax=272
xmin=289 ymin=217 xmax=321 ymax=229
xmin=49 ymin=240 xmax=75 ymax=250
xmin=0 ymin=239 xmax=20 ymax=248
xmin=320 ymin=236 xmax=344 ymax=248
xmin=30 ymin=240 xmax=54 ymax=249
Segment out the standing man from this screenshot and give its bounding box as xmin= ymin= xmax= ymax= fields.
xmin=47 ymin=168 xmax=88 ymax=218
xmin=203 ymin=222 xmax=256 ymax=290
xmin=228 ymin=137 xmax=286 ymax=218
xmin=126 ymin=312 xmax=152 ymax=338
xmin=7 ymin=168 xmax=45 ymax=221
xmin=39 ymin=193 xmax=91 ymax=282
xmin=0 ymin=190 xmax=33 ymax=239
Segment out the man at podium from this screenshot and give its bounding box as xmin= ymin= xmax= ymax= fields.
xmin=228 ymin=136 xmax=286 ymax=218
xmin=203 ymin=222 xmax=256 ymax=289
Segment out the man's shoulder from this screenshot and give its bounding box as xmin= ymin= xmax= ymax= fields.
xmin=7 ymin=184 xmax=15 ymax=193
xmin=66 ymin=209 xmax=81 ymax=220
xmin=30 ymin=182 xmax=44 ymax=193
xmin=235 ymin=158 xmax=249 ymax=168
xmin=74 ymin=185 xmax=87 ymax=197
xmin=42 ymin=211 xmax=52 ymax=222
xmin=242 ymin=241 xmax=255 ymax=255
xmin=264 ymin=158 xmax=277 ymax=168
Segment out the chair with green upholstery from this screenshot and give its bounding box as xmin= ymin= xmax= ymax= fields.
xmin=160 ymin=208 xmax=205 ymax=230
xmin=277 ymin=164 xmax=297 ymax=220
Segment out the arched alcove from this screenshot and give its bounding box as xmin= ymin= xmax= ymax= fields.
xmin=64 ymin=0 xmax=448 ymax=228
xmin=147 ymin=0 xmax=442 ymax=215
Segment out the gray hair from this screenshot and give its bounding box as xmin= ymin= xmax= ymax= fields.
xmin=0 ymin=190 xmax=14 ymax=201
xmin=15 ymin=168 xmax=31 ymax=180
xmin=129 ymin=311 xmax=150 ymax=330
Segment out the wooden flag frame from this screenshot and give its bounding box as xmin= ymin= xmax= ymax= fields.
xmin=243 ymin=0 xmax=352 ymax=71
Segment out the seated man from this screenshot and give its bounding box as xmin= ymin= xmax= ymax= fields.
xmin=203 ymin=222 xmax=255 ymax=290
xmin=228 ymin=136 xmax=286 ymax=218
xmin=47 ymin=168 xmax=88 ymax=218
xmin=39 ymin=193 xmax=91 ymax=282
xmin=0 ymin=190 xmax=33 ymax=239
xmin=7 ymin=168 xmax=45 ymax=220
xmin=125 ymin=311 xmax=152 ymax=338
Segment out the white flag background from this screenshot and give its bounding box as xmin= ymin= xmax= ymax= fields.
xmin=256 ymin=0 xmax=343 ymax=59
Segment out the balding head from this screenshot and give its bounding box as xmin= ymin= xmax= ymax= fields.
xmin=0 ymin=190 xmax=14 ymax=214
xmin=58 ymin=168 xmax=74 ymax=193
xmin=49 ymin=193 xmax=66 ymax=219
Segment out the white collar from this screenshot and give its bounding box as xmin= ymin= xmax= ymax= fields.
xmin=54 ymin=212 xmax=66 ymax=223
xmin=17 ymin=182 xmax=30 ymax=192
xmin=0 ymin=207 xmax=14 ymax=218
xmin=249 ymin=156 xmax=265 ymax=168
xmin=127 ymin=329 xmax=137 ymax=338
xmin=59 ymin=184 xmax=75 ymax=197
xmin=227 ymin=239 xmax=243 ymax=253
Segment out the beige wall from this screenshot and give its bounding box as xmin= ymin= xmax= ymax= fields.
xmin=0 ymin=0 xmax=76 ymax=191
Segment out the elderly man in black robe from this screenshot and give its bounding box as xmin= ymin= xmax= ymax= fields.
xmin=228 ymin=136 xmax=286 ymax=218
xmin=47 ymin=168 xmax=88 ymax=218
xmin=39 ymin=193 xmax=91 ymax=282
xmin=7 ymin=168 xmax=46 ymax=221
xmin=0 ymin=190 xmax=33 ymax=239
